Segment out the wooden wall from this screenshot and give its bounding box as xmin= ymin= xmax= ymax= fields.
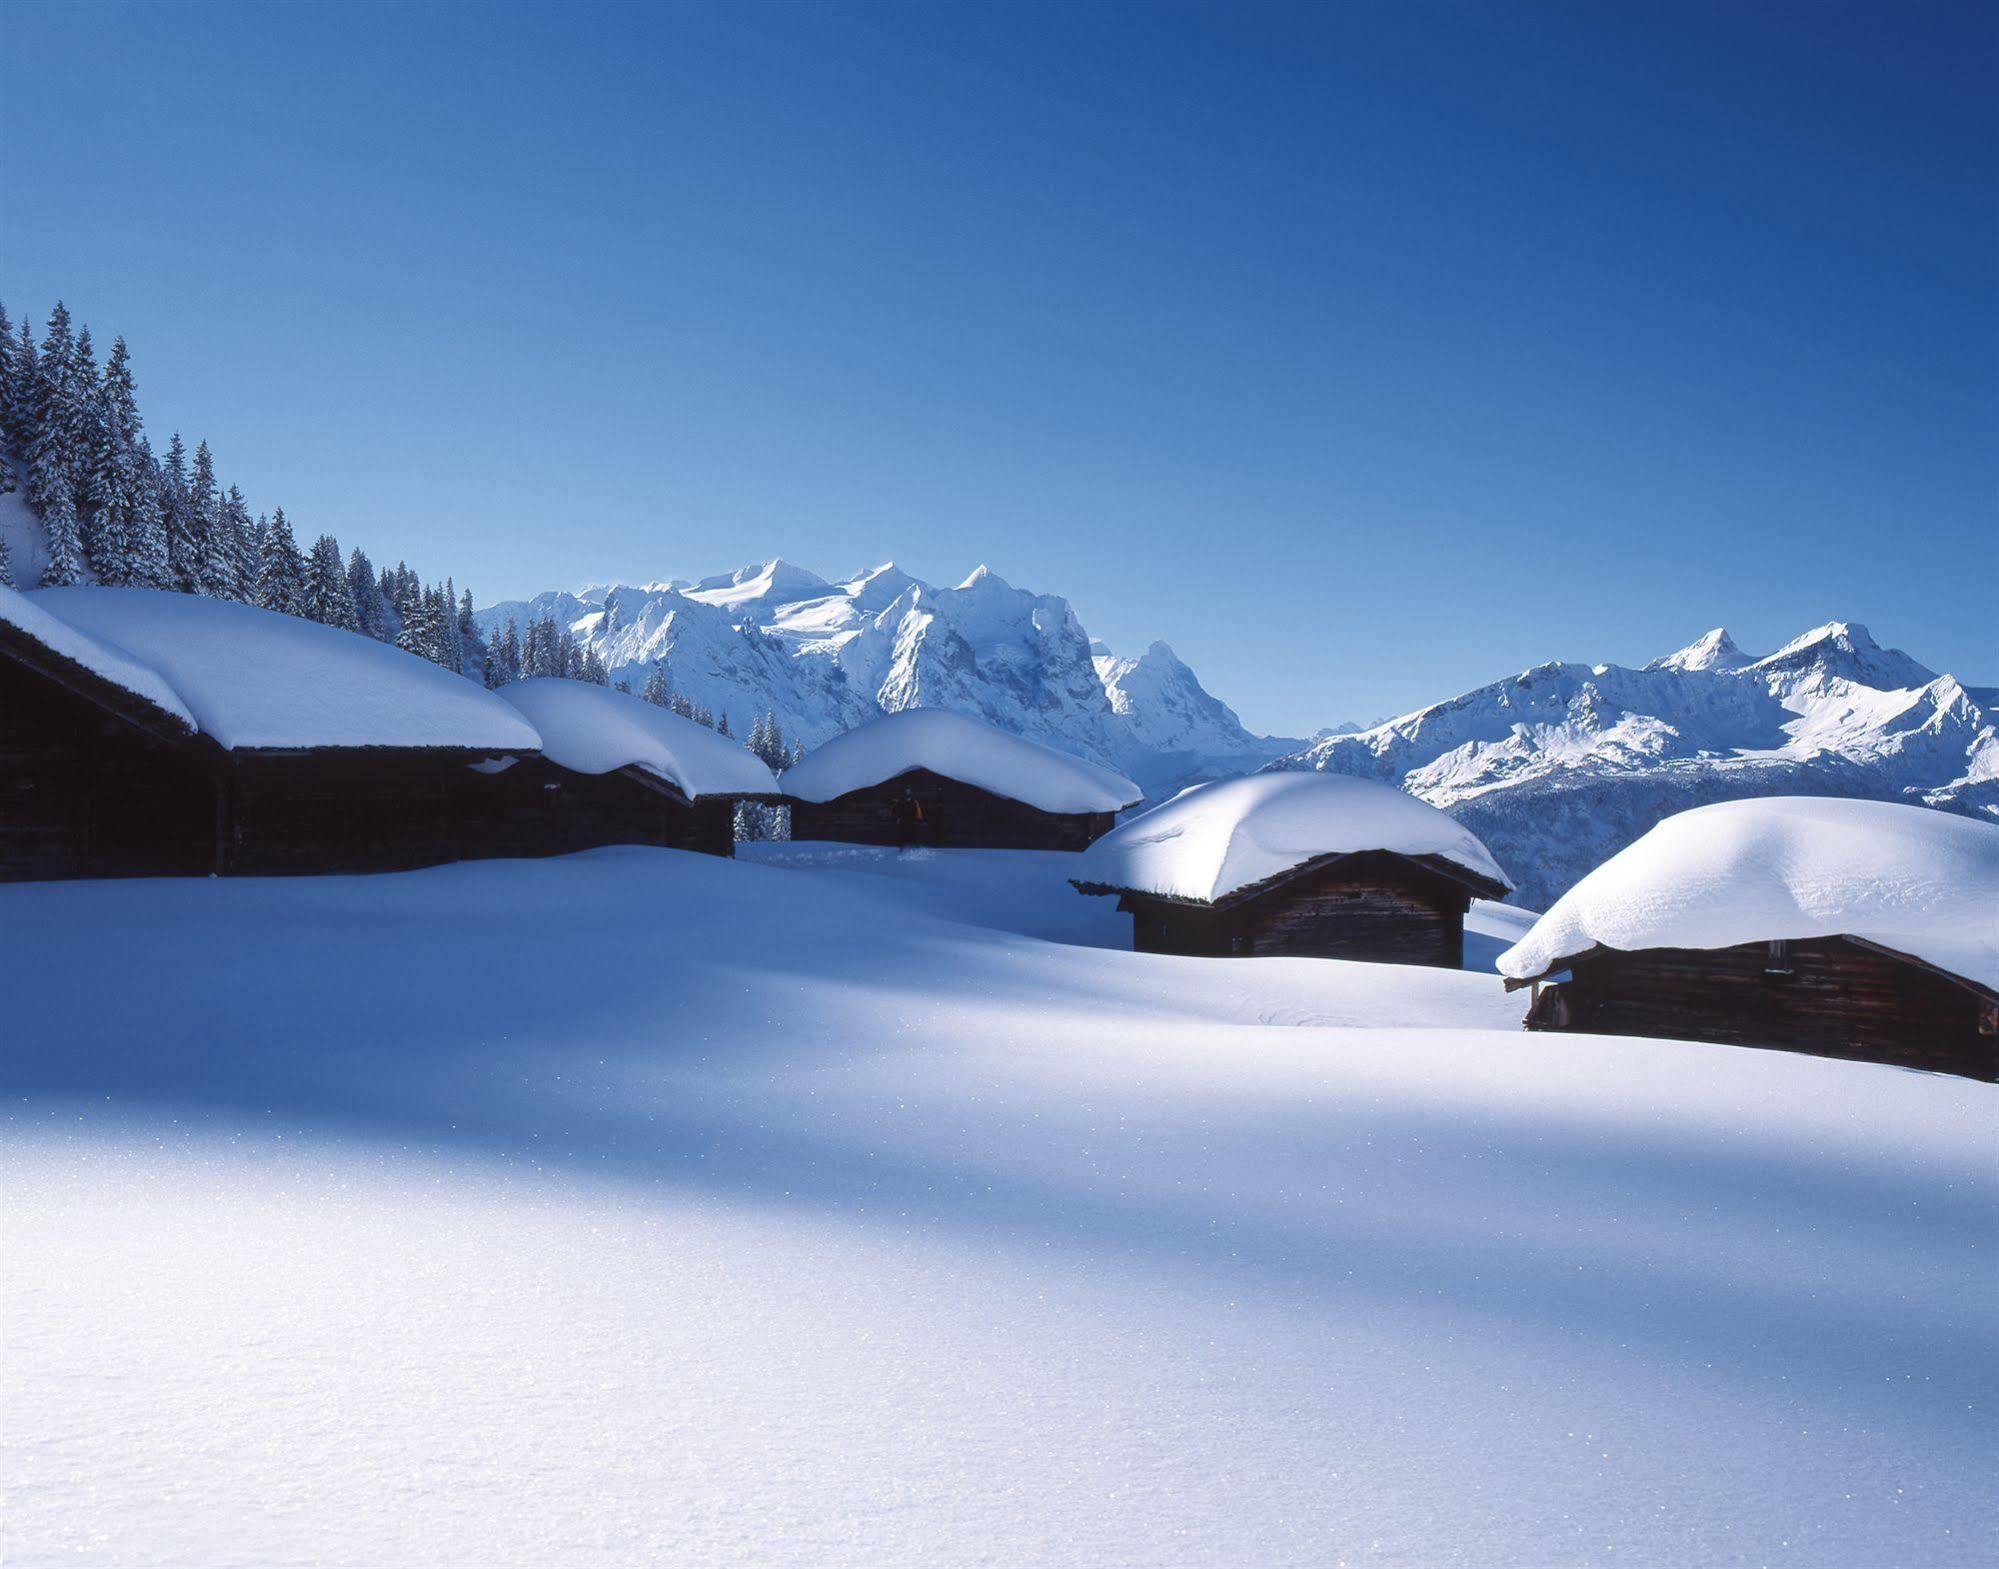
xmin=0 ymin=657 xmax=213 ymax=881
xmin=1524 ymin=937 xmax=1998 ymax=1082
xmin=3 ymin=651 xmax=741 ymax=882
xmin=1120 ymin=852 xmax=1471 ymax=968
xmin=789 ymin=769 xmax=1116 ymax=851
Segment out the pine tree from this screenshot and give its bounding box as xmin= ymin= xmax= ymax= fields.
xmin=82 ymin=336 xmax=141 ymax=583
xmin=4 ymin=318 xmax=37 ymax=464
xmin=127 ymin=438 xmax=172 ymax=589
xmin=188 ymin=440 xmax=235 ymax=598
xmin=0 ymin=530 xmax=11 ymax=586
xmin=220 ymin=486 xmax=258 ymax=600
xmin=716 ymin=710 xmax=732 ymax=738
xmin=487 ymin=617 xmax=520 ymax=687
xmin=256 ymin=506 xmax=306 ymax=614
xmin=346 ymin=548 xmax=387 ymax=639
xmin=39 ymin=484 xmax=85 ymax=586
xmin=641 ymin=662 xmax=673 ymax=708
xmin=26 ymin=304 xmax=82 ymax=533
xmin=303 ymin=534 xmax=356 ymax=629
xmin=161 ymin=433 xmax=203 ymax=593
xmin=0 ymin=302 xmax=16 ymax=491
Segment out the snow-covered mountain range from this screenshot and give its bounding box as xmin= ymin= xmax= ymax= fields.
xmin=477 ymin=560 xmax=1299 ymax=797
xmin=1269 ymin=622 xmax=1997 ymax=909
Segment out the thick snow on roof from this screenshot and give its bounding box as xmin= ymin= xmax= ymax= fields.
xmin=1498 ymin=797 xmax=1999 ymax=992
xmin=0 ymin=583 xmax=195 ymax=732
xmin=782 ymin=708 xmax=1142 ymax=813
xmin=1076 ymin=772 xmax=1512 ymax=904
xmin=30 ymin=587 xmax=541 ymax=753
xmin=498 ymin=679 xmax=778 ymax=799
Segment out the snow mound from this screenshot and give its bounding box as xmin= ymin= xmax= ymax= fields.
xmin=31 ymin=587 xmax=541 ymax=753
xmin=498 ymin=679 xmax=778 ymax=799
xmin=0 ymin=583 xmax=195 ymax=732
xmin=1076 ymin=772 xmax=1513 ymax=904
xmin=782 ymin=708 xmax=1143 ymax=814
xmin=1497 ymin=797 xmax=1999 ymax=991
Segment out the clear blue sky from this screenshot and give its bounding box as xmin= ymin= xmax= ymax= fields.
xmin=5 ymin=0 xmax=1992 ymax=733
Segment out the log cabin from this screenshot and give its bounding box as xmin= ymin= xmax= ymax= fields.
xmin=1497 ymin=797 xmax=1999 ymax=1082
xmin=2 ymin=585 xmax=549 ymax=879
xmin=494 ymin=678 xmax=780 ymax=858
xmin=1071 ymin=772 xmax=1512 ymax=966
xmin=782 ymin=708 xmax=1142 ymax=851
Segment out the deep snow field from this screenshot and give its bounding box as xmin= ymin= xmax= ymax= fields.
xmin=3 ymin=846 xmax=1994 ymax=1567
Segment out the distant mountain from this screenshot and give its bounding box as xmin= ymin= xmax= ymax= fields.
xmin=478 ymin=560 xmax=1298 ymax=795
xmin=1269 ymin=622 xmax=1996 ymax=909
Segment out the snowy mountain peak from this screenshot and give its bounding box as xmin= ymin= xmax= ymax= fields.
xmin=955 ymin=564 xmax=1011 ymax=592
xmin=685 ymin=559 xmax=831 ymax=613
xmin=1753 ymin=620 xmax=1936 ymax=691
xmin=1648 ymin=627 xmax=1752 ymax=673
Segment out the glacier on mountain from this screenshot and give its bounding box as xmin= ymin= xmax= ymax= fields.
xmin=477 ymin=560 xmax=1297 ymax=797
xmin=1269 ymin=622 xmax=1997 ymax=910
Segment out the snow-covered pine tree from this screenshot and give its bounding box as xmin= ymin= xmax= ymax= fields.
xmin=26 ymin=304 xmax=82 ymax=538
xmin=81 ymin=336 xmax=142 ymax=583
xmin=0 ymin=531 xmax=12 ymax=587
xmin=127 ymin=437 xmax=172 ymax=589
xmin=641 ymin=661 xmax=672 ymax=708
xmin=0 ymin=303 xmax=16 ymax=493
xmin=716 ymin=710 xmax=732 ymax=738
xmin=189 ymin=441 xmax=237 ymax=599
xmin=38 ymin=485 xmax=85 ymax=586
xmin=221 ymin=486 xmax=258 ymax=600
xmin=487 ymin=618 xmax=520 ymax=687
xmin=303 ymin=534 xmax=356 ymax=629
xmin=4 ymin=317 xmax=37 ymax=467
xmin=256 ymin=506 xmax=307 ymax=614
xmin=160 ymin=433 xmax=204 ymax=593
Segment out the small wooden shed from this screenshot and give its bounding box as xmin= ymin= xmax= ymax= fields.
xmin=494 ymin=678 xmax=781 ymax=858
xmin=3 ymin=585 xmax=545 ymax=880
xmin=1497 ymin=797 xmax=1999 ymax=1082
xmin=1072 ymin=772 xmax=1512 ymax=966
xmin=782 ymin=708 xmax=1142 ymax=851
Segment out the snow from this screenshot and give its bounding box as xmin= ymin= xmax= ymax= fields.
xmin=1498 ymin=796 xmax=1999 ymax=991
xmin=4 ymin=847 xmax=1993 ymax=1567
xmin=1077 ymin=771 xmax=1512 ymax=903
xmin=0 ymin=582 xmax=194 ymax=731
xmin=497 ymin=678 xmax=777 ymax=799
xmin=781 ymin=706 xmax=1142 ymax=813
xmin=29 ymin=586 xmax=542 ymax=753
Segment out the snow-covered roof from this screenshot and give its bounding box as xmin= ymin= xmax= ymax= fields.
xmin=28 ymin=587 xmax=541 ymax=753
xmin=0 ymin=583 xmax=196 ymax=733
xmin=1073 ymin=772 xmax=1512 ymax=904
xmin=781 ymin=708 xmax=1142 ymax=814
xmin=497 ymin=679 xmax=779 ymax=800
xmin=1497 ymin=797 xmax=1999 ymax=994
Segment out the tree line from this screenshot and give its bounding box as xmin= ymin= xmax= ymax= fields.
xmin=0 ymin=300 xmax=487 ymax=676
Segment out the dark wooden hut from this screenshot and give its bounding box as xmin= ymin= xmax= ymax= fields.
xmin=2 ymin=586 xmax=548 ymax=880
xmin=782 ymin=709 xmax=1141 ymax=852
xmin=1511 ymin=937 xmax=1999 ymax=1081
xmin=493 ymin=678 xmax=782 ymax=859
xmin=1496 ymin=797 xmax=1999 ymax=1083
xmin=1071 ymin=773 xmax=1512 ymax=967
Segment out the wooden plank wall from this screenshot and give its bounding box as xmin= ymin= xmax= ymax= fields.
xmin=790 ymin=769 xmax=1114 ymax=851
xmin=1527 ymin=937 xmax=1997 ymax=1081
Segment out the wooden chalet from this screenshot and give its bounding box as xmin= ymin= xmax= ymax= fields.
xmin=782 ymin=709 xmax=1142 ymax=852
xmin=1497 ymin=797 xmax=1999 ymax=1082
xmin=494 ymin=678 xmax=781 ymax=858
xmin=1072 ymin=773 xmax=1513 ymax=967
xmin=2 ymin=586 xmax=540 ymax=880
xmin=1511 ymin=937 xmax=1998 ymax=1081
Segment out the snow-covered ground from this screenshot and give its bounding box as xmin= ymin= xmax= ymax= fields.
xmin=4 ymin=848 xmax=1993 ymax=1567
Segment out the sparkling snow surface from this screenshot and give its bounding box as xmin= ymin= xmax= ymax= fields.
xmin=0 ymin=582 xmax=195 ymax=730
xmin=1077 ymin=771 xmax=1512 ymax=903
xmin=1498 ymin=796 xmax=1999 ymax=989
xmin=497 ymin=678 xmax=778 ymax=799
xmin=4 ymin=849 xmax=1992 ymax=1567
xmin=781 ymin=706 xmax=1142 ymax=812
xmin=28 ymin=587 xmax=542 ymax=752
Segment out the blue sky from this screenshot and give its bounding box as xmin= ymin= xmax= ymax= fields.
xmin=5 ymin=0 xmax=1992 ymax=733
